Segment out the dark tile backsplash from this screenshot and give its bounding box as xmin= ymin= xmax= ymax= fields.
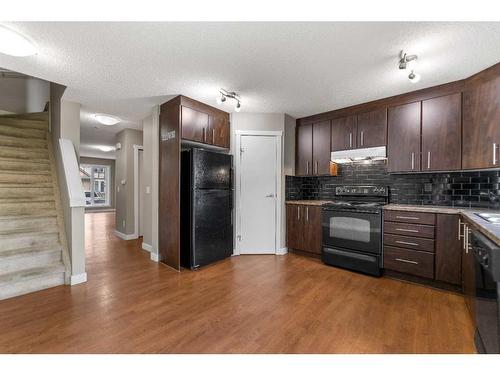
xmin=286 ymin=161 xmax=500 ymax=209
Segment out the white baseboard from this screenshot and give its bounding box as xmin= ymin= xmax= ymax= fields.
xmin=276 ymin=247 xmax=288 ymax=255
xmin=150 ymin=252 xmax=159 ymax=262
xmin=70 ymin=272 xmax=87 ymax=285
xmin=142 ymin=242 xmax=153 ymax=252
xmin=114 ymin=230 xmax=137 ymax=241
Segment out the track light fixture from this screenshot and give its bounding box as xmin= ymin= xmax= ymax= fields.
xmin=216 ymin=89 xmax=242 ymax=112
xmin=399 ymin=51 xmax=421 ymax=83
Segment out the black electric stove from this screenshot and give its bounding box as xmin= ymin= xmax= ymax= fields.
xmin=322 ymin=185 xmax=388 ymax=276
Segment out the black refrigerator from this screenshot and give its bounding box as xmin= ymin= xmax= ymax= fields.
xmin=180 ymin=148 xmax=233 ymax=269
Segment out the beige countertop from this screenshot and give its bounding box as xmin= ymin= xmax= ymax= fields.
xmin=384 ymin=204 xmax=500 ymax=246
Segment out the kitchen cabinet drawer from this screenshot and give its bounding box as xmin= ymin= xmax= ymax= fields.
xmin=383 ymin=222 xmax=435 ymax=239
xmin=384 ymin=246 xmax=434 ymax=279
xmin=384 ymin=233 xmax=435 ymax=253
xmin=384 ymin=210 xmax=436 ymax=226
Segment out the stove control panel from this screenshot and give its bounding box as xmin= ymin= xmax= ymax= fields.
xmin=335 ymin=185 xmax=388 ymax=196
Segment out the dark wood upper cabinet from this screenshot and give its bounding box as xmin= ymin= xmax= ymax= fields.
xmin=296 ymin=124 xmax=313 ymax=176
xmin=387 ymin=102 xmax=421 ymax=173
xmin=331 ymin=115 xmax=357 ymax=151
xmin=356 ymin=108 xmax=387 ymax=148
xmin=462 ymin=75 xmax=500 ymax=169
xmin=181 ymin=106 xmax=209 ymax=143
xmin=209 ymin=114 xmax=230 ymax=149
xmin=435 ymin=214 xmax=462 ymax=285
xmin=422 ymin=93 xmax=462 ymax=171
xmin=312 ymin=120 xmax=331 ymax=175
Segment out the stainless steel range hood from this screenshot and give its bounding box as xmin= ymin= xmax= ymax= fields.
xmin=331 ymin=146 xmax=387 ymax=164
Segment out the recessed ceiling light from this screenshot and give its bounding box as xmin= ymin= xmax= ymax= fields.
xmin=0 ymin=25 xmax=37 ymax=57
xmin=96 ymin=145 xmax=115 ymax=152
xmin=94 ymin=114 xmax=121 ymax=126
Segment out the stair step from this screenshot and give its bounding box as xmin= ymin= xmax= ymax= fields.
xmin=0 ymin=215 xmax=58 ymax=232
xmin=0 ymin=146 xmax=49 ymax=160
xmin=0 ymin=170 xmax=52 ymax=184
xmin=0 ymin=264 xmax=65 ymax=301
xmin=0 ymin=112 xmax=48 ymax=122
xmin=0 ymin=134 xmax=47 ymax=149
xmin=0 ymin=196 xmax=55 ymax=203
xmin=0 ymin=184 xmax=53 ymax=200
xmin=0 ymin=247 xmax=62 ymax=275
xmin=0 ymin=201 xmax=56 ymax=216
xmin=0 ymin=157 xmax=50 ymax=172
xmin=0 ymin=124 xmax=47 ymax=140
xmin=0 ymin=230 xmax=60 ymax=252
xmin=0 ymin=117 xmax=48 ymax=131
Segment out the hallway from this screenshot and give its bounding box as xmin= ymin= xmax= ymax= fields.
xmin=0 ymin=212 xmax=475 ymax=353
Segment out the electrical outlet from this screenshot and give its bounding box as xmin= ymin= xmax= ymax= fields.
xmin=146 ymin=186 xmax=151 ymax=194
xmin=117 ymin=185 xmax=120 ymax=193
xmin=122 ymin=220 xmax=125 ymax=228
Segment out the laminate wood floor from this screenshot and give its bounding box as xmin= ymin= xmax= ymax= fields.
xmin=0 ymin=212 xmax=475 ymax=353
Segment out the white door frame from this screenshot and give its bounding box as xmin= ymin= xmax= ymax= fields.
xmin=133 ymin=144 xmax=144 ymax=239
xmin=234 ymin=130 xmax=283 ymax=256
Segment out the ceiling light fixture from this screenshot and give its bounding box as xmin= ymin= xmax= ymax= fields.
xmin=0 ymin=25 xmax=37 ymax=57
xmin=216 ymin=89 xmax=242 ymax=112
xmin=94 ymin=114 xmax=121 ymax=126
xmin=96 ymin=145 xmax=115 ymax=152
xmin=408 ymin=70 xmax=421 ymax=83
xmin=399 ymin=50 xmax=422 ymax=83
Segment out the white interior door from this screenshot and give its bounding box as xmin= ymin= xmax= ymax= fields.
xmin=138 ymin=150 xmax=144 ymax=237
xmin=239 ymin=135 xmax=277 ymax=254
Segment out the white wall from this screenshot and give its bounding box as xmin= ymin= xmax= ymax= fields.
xmin=231 ymin=113 xmax=294 ymax=251
xmin=140 ymin=107 xmax=159 ymax=260
xmin=50 ymin=83 xmax=86 ymax=284
xmin=115 ymin=128 xmax=143 ymax=236
xmin=60 ymin=100 xmax=81 ymax=155
xmin=0 ymin=77 xmax=49 ymax=113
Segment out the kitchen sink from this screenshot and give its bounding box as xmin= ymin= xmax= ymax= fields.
xmin=476 ymin=213 xmax=500 ymax=224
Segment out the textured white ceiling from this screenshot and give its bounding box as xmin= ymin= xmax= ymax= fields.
xmin=0 ymin=22 xmax=499 ymax=154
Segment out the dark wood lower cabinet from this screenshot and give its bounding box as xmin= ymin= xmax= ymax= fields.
xmin=383 ymin=210 xmax=463 ymax=288
xmin=461 ymin=223 xmax=476 ymax=323
xmin=286 ymin=204 xmax=304 ymax=251
xmin=286 ymin=204 xmax=322 ymax=255
xmin=435 ymin=214 xmax=462 ymax=284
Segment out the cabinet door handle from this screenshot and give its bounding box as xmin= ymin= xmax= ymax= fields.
xmin=297 ymin=206 xmax=300 ymax=221
xmin=395 ymin=258 xmax=419 ymax=265
xmin=306 ymin=161 xmax=310 ymax=175
xmin=395 ymin=228 xmax=419 ymax=233
xmin=411 ymin=152 xmax=415 ymax=170
xmin=360 ymin=131 xmax=364 ymax=146
xmin=315 ymin=161 xmax=318 ymax=175
xmin=395 ymin=215 xmax=419 ymax=220
xmin=212 ymin=129 xmax=215 ymax=144
xmin=306 ymin=206 xmax=309 ymax=222
xmin=493 ymin=143 xmax=497 ymax=165
xmin=349 ymin=133 xmax=353 ymax=148
xmin=458 ymin=218 xmax=464 ymax=240
xmin=427 ymin=151 xmax=431 ymax=169
xmin=395 ymin=240 xmax=419 ymax=247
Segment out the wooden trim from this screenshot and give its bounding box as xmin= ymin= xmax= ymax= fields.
xmin=158 ymin=97 xmax=181 ymax=270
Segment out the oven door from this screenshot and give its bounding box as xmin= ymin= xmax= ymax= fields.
xmin=322 ymin=208 xmax=381 ymax=254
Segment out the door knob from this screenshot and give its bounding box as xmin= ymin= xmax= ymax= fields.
xmin=265 ymin=194 xmax=275 ymax=198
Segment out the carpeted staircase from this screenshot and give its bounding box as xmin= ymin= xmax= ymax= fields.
xmin=0 ymin=112 xmax=70 ymax=300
